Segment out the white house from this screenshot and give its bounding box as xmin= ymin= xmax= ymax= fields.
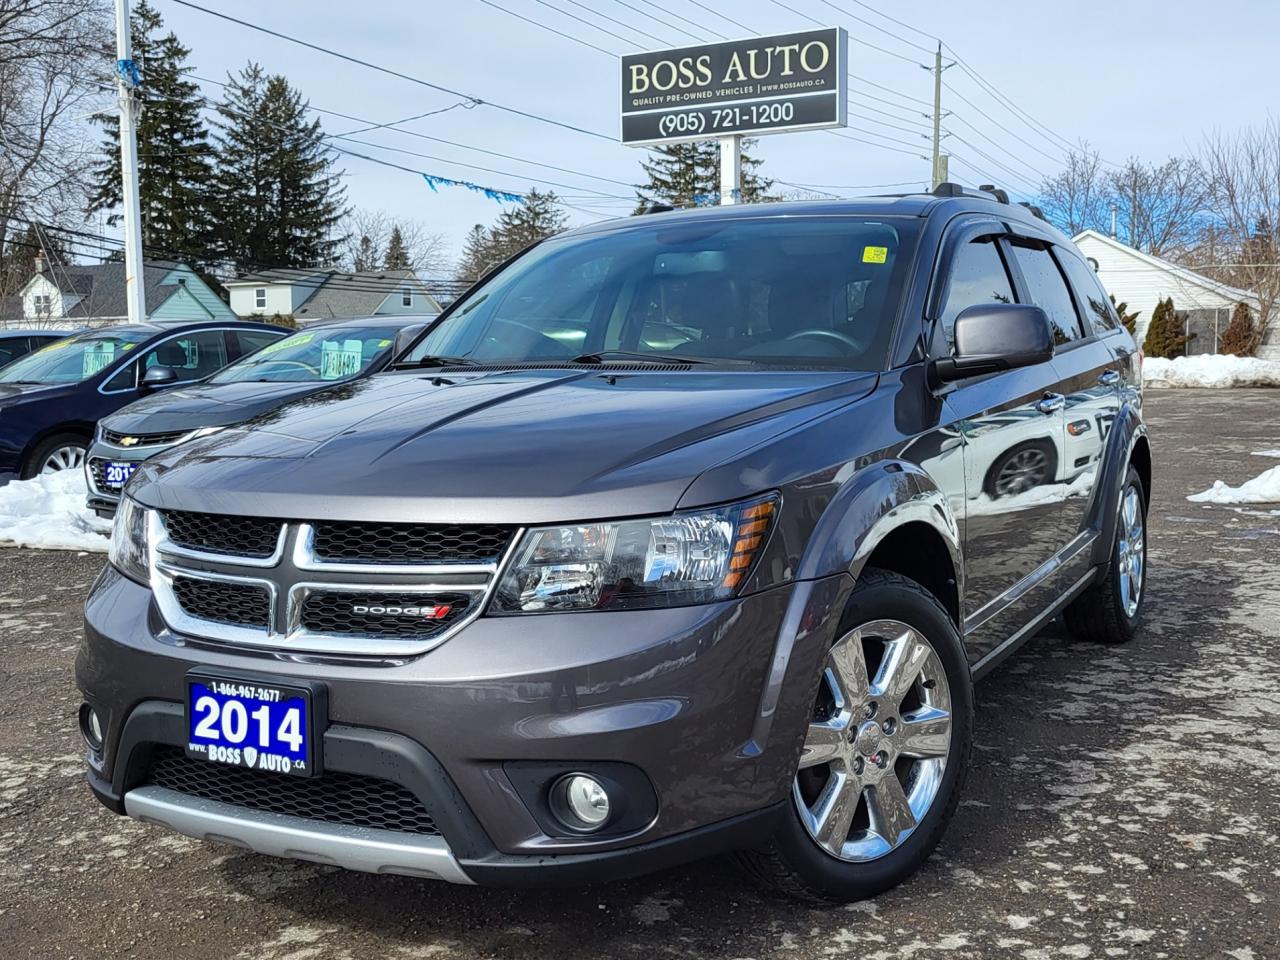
xmin=11 ymin=256 xmax=237 ymax=326
xmin=1073 ymin=230 xmax=1280 ymax=360
xmin=224 ymin=268 xmax=441 ymax=324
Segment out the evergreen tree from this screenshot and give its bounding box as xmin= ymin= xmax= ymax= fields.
xmin=351 ymin=234 xmax=377 ymax=271
xmin=210 ymin=63 xmax=347 ymax=271
xmin=1110 ymin=294 xmax=1139 ymax=336
xmin=384 ymin=225 xmax=409 ymax=269
xmin=634 ymin=139 xmax=772 ymax=210
xmin=454 ymin=191 xmax=566 ymax=280
xmin=86 ymin=0 xmax=214 ymax=264
xmin=1142 ymin=296 xmax=1192 ymax=359
xmin=1219 ymin=301 xmax=1257 ymax=356
xmin=457 ymin=224 xmax=492 ymax=282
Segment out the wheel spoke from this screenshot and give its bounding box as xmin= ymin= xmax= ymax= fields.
xmin=898 ymin=706 xmax=951 ymax=758
xmin=871 ymin=628 xmax=928 ymax=708
xmin=866 ymin=770 xmax=916 ymax=848
xmin=828 ymin=629 xmax=869 ymax=705
xmin=799 ymin=720 xmax=847 ymax=770
xmin=811 ymin=771 xmax=860 ymax=856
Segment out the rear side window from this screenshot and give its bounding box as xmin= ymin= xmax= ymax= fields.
xmin=1057 ymin=253 xmax=1119 ymax=336
xmin=1008 ymin=241 xmax=1085 ymax=344
xmin=235 ymin=329 xmax=286 ymax=357
xmin=938 ymin=235 xmax=1015 ymax=347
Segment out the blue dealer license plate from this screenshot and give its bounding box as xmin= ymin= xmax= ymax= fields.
xmin=185 ymin=672 xmax=325 ymax=777
xmin=104 ymin=461 xmax=138 ymax=487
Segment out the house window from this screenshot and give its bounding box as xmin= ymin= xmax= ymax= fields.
xmin=400 ymin=285 xmax=413 ymax=307
xmin=254 ymin=288 xmax=267 ymax=310
xmin=33 ymin=294 xmax=52 ymax=316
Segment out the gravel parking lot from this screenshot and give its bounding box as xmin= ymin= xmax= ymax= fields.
xmin=2 ymin=389 xmax=1277 ymax=960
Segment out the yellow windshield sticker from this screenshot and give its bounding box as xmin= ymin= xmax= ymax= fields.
xmin=122 ymin=342 xmax=137 ymax=350
xmin=378 ymin=339 xmax=391 ymax=347
xmin=862 ymin=246 xmax=888 ymax=264
xmin=260 ymin=333 xmax=311 ymax=354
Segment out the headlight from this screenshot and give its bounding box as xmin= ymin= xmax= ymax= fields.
xmin=108 ymin=496 xmax=151 ymax=585
xmin=493 ymin=494 xmax=778 ymax=613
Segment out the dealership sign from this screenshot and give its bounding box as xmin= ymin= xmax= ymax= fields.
xmin=621 ymin=28 xmax=847 ymax=146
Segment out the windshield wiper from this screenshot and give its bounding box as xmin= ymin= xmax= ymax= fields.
xmin=570 ymin=350 xmax=710 ymax=365
xmin=393 ymin=355 xmax=481 ymax=369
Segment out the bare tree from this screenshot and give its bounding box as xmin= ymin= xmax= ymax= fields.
xmin=1038 ymin=145 xmax=1108 ymax=238
xmin=1198 ymin=120 xmax=1280 ymax=353
xmin=1107 ymin=156 xmax=1208 ymax=257
xmin=0 ymin=0 xmax=108 ymax=298
xmin=337 ymin=208 xmax=449 ymax=277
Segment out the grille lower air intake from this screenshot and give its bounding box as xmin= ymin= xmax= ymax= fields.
xmin=102 ymin=427 xmax=189 ymax=446
xmin=309 ymin=521 xmax=514 ymax=566
xmin=144 ymin=747 xmax=440 ymax=836
xmin=171 ymin=575 xmax=270 ymax=628
xmin=162 ymin=510 xmax=281 ymax=559
xmin=300 ymin=591 xmax=470 ymax=639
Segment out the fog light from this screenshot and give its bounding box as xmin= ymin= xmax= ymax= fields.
xmin=553 ymin=773 xmax=611 ymax=830
xmin=79 ymin=703 xmax=104 ymax=751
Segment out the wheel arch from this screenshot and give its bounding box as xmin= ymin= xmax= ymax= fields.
xmin=21 ymin=421 xmax=95 ymax=474
xmin=1089 ymin=402 xmax=1150 ymax=567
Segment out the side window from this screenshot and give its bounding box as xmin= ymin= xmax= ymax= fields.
xmin=235 ymin=329 xmax=285 ymax=357
xmin=1057 ymin=252 xmax=1119 ymax=336
xmin=938 ymin=235 xmax=1015 ymax=347
xmin=142 ymin=330 xmax=230 ymax=381
xmin=102 ymin=360 xmax=138 ymax=392
xmin=254 ymin=288 xmax=267 ymax=310
xmin=1008 ymin=241 xmax=1085 ymax=344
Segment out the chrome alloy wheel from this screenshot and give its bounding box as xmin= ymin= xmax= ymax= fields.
xmin=40 ymin=444 xmax=86 ymax=474
xmin=793 ymin=619 xmax=953 ymax=863
xmin=1116 ymin=485 xmax=1146 ymax=617
xmin=994 ymin=448 xmax=1048 ymax=496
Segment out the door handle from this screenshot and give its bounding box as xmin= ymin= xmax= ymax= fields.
xmin=1097 ymin=370 xmax=1121 ymax=386
xmin=1036 ymin=393 xmax=1065 ymax=414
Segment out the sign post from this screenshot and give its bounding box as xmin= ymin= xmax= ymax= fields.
xmin=621 ymin=28 xmax=847 ymax=203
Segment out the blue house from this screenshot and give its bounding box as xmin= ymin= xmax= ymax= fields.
xmin=14 ymin=257 xmax=237 ymax=326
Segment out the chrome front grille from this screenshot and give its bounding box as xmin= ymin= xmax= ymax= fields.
xmin=148 ymin=512 xmax=517 ymax=656
xmin=103 ymin=427 xmax=191 ymax=445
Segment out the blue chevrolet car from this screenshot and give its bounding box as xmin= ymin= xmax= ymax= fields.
xmin=0 ymin=320 xmax=286 ymax=481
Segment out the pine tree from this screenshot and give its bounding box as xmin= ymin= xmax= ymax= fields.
xmin=384 ymin=225 xmax=409 ymax=269
xmin=351 ymin=235 xmax=377 ymax=271
xmin=87 ymin=0 xmax=214 ymax=264
xmin=1219 ymin=301 xmax=1257 ymax=356
xmin=457 ymin=224 xmax=492 ymax=282
xmin=483 ymin=190 xmax=567 ymax=265
xmin=634 ymin=139 xmax=772 ymax=210
xmin=210 ymin=63 xmax=347 ymax=271
xmin=1142 ymin=296 xmax=1192 ymax=359
xmin=1110 ymin=294 xmax=1139 ymax=336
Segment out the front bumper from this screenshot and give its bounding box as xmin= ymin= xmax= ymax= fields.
xmin=78 ymin=566 xmax=852 ymax=885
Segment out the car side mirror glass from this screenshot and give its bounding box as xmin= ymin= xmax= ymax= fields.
xmin=392 ymin=324 xmax=425 ymax=360
xmin=141 ymin=364 xmax=179 ymax=390
xmin=930 ymin=304 xmax=1055 ymax=385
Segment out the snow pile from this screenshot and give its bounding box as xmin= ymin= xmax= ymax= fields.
xmin=1188 ymin=465 xmax=1280 ymax=505
xmin=1252 ymin=449 xmax=1280 ymax=459
xmin=0 ymin=470 xmax=111 ymax=552
xmin=1143 ymin=354 xmax=1280 ymax=388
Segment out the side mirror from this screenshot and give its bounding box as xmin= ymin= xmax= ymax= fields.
xmin=392 ymin=324 xmax=425 ymax=360
xmin=930 ymin=303 xmax=1055 ymax=385
xmin=141 ymin=365 xmax=179 ymax=391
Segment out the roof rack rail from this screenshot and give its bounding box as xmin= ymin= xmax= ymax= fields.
xmin=639 ymin=203 xmax=675 ymax=215
xmin=1017 ymin=200 xmax=1048 ymax=222
xmin=931 ymin=181 xmax=1009 ymax=204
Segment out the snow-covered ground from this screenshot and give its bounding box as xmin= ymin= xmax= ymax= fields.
xmin=1188 ymin=448 xmax=1280 ymax=505
xmin=0 ymin=471 xmax=110 ymax=552
xmin=1144 ymin=354 xmax=1280 ymax=388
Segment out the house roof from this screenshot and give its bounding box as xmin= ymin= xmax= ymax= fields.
xmin=1072 ymin=230 xmax=1257 ymax=304
xmin=32 ymin=260 xmax=184 ymax=319
xmin=294 ymin=269 xmax=435 ymax=320
xmin=223 ymin=267 xmax=328 ymax=286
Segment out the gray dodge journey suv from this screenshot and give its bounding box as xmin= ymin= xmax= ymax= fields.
xmin=78 ymin=185 xmax=1149 ymax=902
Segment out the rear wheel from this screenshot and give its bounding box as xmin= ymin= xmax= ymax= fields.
xmin=984 ymin=440 xmax=1056 ymax=498
xmin=1064 ymin=466 xmax=1147 ymax=644
xmin=739 ymin=569 xmax=973 ymax=902
xmin=22 ymin=433 xmax=88 ymax=479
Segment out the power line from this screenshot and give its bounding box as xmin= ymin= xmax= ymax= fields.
xmin=525 ymin=0 xmax=645 ymax=48
xmin=630 ymin=0 xmax=721 ymax=41
xmin=767 ymin=0 xmax=927 ymax=66
xmin=551 ymin=0 xmax=670 ymax=46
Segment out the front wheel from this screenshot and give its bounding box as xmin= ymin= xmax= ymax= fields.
xmin=738 ymin=569 xmax=973 ymax=902
xmin=22 ymin=433 xmax=88 ymax=479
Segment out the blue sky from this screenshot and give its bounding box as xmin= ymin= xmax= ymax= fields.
xmin=148 ymin=0 xmax=1279 ymax=272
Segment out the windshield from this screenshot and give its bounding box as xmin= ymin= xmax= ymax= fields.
xmin=210 ymin=325 xmax=404 ymax=383
xmin=0 ymin=331 xmax=149 ymax=384
xmin=404 ymin=216 xmax=917 ymax=369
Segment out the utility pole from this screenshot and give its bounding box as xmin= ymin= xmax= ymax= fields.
xmin=926 ymin=43 xmax=953 ymax=190
xmin=114 ymin=0 xmax=147 ymax=324
xmin=719 ymin=135 xmax=741 ymax=206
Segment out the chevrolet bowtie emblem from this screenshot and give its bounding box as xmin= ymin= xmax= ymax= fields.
xmin=119 ymin=436 xmax=140 ymax=447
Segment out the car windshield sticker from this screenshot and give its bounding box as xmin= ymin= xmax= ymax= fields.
xmin=260 ymin=332 xmax=311 ymax=356
xmin=82 ymin=342 xmax=116 ymax=376
xmin=862 ymin=246 xmax=888 ymax=264
xmin=321 ymin=339 xmax=362 ymax=379
xmin=378 ymin=339 xmax=392 ymax=347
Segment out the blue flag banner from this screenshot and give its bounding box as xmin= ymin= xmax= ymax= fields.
xmin=422 ymin=174 xmax=523 ymax=204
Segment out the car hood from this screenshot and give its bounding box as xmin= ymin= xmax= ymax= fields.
xmin=102 ymin=380 xmax=338 ymax=435
xmin=131 ymin=368 xmax=878 ymax=524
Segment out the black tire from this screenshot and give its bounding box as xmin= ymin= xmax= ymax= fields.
xmin=21 ymin=432 xmax=88 ymax=479
xmin=983 ymin=439 xmax=1057 ymax=498
xmin=1064 ymin=466 xmax=1147 ymax=644
xmin=737 ymin=569 xmax=973 ymax=903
